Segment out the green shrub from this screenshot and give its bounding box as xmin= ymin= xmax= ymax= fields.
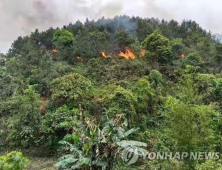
xmin=51 ymin=73 xmax=93 ymax=105
xmin=0 ymin=151 xmax=30 ymax=170
xmin=195 ymin=160 xmax=222 ymax=170
xmin=5 ymin=86 xmax=41 ymax=147
xmin=100 ymin=85 xmax=137 ymax=126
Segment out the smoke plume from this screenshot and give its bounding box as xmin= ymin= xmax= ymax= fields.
xmin=0 ymin=0 xmax=222 ymax=52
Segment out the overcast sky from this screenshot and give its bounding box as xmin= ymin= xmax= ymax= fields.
xmin=0 ymin=0 xmax=221 ymax=53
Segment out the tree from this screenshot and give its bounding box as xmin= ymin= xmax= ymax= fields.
xmin=114 ymin=29 xmax=135 ymax=49
xmin=170 ymin=38 xmax=185 ymax=58
xmin=149 ymin=70 xmax=163 ymax=88
xmin=133 ymin=77 xmax=154 ymax=114
xmin=51 ymin=73 xmax=93 ymax=105
xmin=179 ymin=52 xmax=203 ymax=68
xmin=41 ymin=105 xmax=77 ymax=150
xmin=164 ymin=78 xmax=218 ymax=169
xmin=142 ymin=31 xmax=173 ymax=63
xmin=73 ymin=29 xmax=112 ymax=61
xmin=100 ymin=85 xmax=138 ymax=127
xmin=52 ymin=29 xmax=75 ymax=61
xmin=214 ymin=43 xmax=222 ymax=73
xmin=0 ymin=53 xmax=6 ymax=67
xmin=5 ymin=86 xmax=41 ymax=147
xmin=52 ymin=29 xmax=75 ymax=50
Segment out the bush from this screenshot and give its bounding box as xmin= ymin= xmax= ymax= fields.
xmin=41 ymin=105 xmax=77 ymax=139
xmin=52 ymin=29 xmax=74 ymax=50
xmin=149 ymin=70 xmax=163 ymax=88
xmin=133 ymin=77 xmax=154 ymax=114
xmin=99 ymin=85 xmax=137 ymax=126
xmin=5 ymin=86 xmax=41 ymax=147
xmin=0 ymin=151 xmax=30 ymax=170
xmin=195 ymin=160 xmax=222 ymax=170
xmin=142 ymin=31 xmax=173 ymax=63
xmin=51 ymin=73 xmax=93 ymax=105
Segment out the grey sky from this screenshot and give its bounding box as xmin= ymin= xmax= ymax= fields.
xmin=0 ymin=0 xmax=221 ymax=53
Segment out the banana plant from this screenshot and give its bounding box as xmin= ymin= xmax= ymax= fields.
xmin=55 ymin=113 xmax=147 ymax=170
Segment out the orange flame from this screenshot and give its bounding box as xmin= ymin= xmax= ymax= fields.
xmin=77 ymin=56 xmax=84 ymax=61
xmin=101 ymin=52 xmax=108 ymax=58
xmin=140 ymin=49 xmax=146 ymax=57
xmin=180 ymin=54 xmax=185 ymax=59
xmin=52 ymin=48 xmax=57 ymax=53
xmin=119 ymin=49 xmax=136 ymax=60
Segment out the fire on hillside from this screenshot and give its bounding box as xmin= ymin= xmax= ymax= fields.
xmin=101 ymin=49 xmax=146 ymax=60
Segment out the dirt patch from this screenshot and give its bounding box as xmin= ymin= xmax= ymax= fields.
xmin=28 ymin=157 xmax=57 ymax=170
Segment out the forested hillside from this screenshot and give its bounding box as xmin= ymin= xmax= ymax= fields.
xmin=1 ymin=15 xmax=222 ymax=169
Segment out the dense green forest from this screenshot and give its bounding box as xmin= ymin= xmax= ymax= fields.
xmin=1 ymin=15 xmax=222 ymax=169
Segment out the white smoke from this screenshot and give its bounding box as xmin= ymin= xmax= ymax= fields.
xmin=0 ymin=0 xmax=222 ymax=53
